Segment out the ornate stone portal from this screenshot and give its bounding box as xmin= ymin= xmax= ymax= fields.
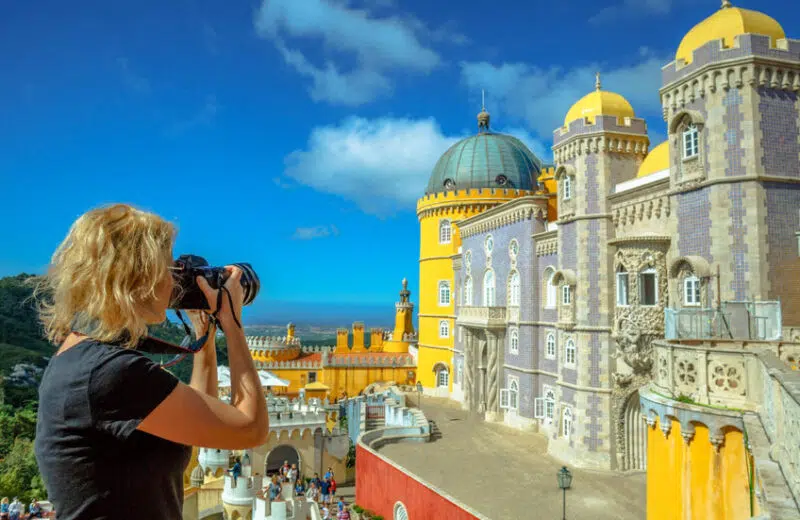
xmin=462 ymin=327 xmax=505 ymax=420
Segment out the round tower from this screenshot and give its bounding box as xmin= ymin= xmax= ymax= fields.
xmin=416 ymin=104 xmax=543 ymax=391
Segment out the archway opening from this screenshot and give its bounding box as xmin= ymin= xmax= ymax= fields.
xmin=623 ymin=390 xmax=647 ymax=471
xmin=265 ymin=444 xmax=301 ymax=478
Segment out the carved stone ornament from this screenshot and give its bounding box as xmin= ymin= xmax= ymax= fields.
xmin=613 ymin=316 xmax=656 ymax=376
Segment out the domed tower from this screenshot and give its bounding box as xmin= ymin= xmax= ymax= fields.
xmin=416 ymin=103 xmax=543 ymax=392
xmin=661 ymin=0 xmax=800 ymax=323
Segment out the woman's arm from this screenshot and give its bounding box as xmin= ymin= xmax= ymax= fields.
xmin=187 ymin=311 xmax=218 ymax=396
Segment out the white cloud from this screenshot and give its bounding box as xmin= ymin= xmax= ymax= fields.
xmin=460 ymin=51 xmax=669 ymax=141
xmin=292 ymin=225 xmax=339 ymax=240
xmin=589 ymin=0 xmax=673 ymax=25
xmin=283 ymin=117 xmax=463 ymax=215
xmin=254 ymin=0 xmax=455 ymax=106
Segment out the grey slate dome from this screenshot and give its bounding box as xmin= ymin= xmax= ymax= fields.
xmin=426 ymin=109 xmax=542 ymax=195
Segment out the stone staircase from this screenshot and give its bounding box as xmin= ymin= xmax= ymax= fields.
xmin=365 ymin=417 xmax=383 ymax=431
xmin=428 ymin=419 xmax=442 ymax=441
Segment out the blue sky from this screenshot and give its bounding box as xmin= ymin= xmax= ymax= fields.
xmin=1 ymin=0 xmax=796 ymax=325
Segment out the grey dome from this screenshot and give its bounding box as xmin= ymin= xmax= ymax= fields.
xmin=426 ymin=132 xmax=542 ymax=195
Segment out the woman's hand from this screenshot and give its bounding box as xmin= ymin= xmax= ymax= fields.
xmin=196 ymin=265 xmax=245 ymax=330
xmin=185 ymin=309 xmax=211 ymax=339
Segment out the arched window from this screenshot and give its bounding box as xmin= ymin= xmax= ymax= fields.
xmin=485 ymin=235 xmax=494 ymax=255
xmin=439 ymin=320 xmax=450 ymax=338
xmin=483 ymin=270 xmax=496 ymax=306
xmin=684 ymin=275 xmax=700 ymax=306
xmin=545 ymin=389 xmax=555 ymax=421
xmin=510 ymin=329 xmax=519 ymax=355
xmin=463 ymin=276 xmax=473 ymax=306
xmin=436 ymin=367 xmax=449 ymax=388
xmin=565 ymin=339 xmax=576 ymax=367
xmin=683 ymin=124 xmax=699 ymax=159
xmin=546 ymin=333 xmax=556 ymax=359
xmin=639 ymin=268 xmax=658 ymax=306
xmin=439 ymin=219 xmax=451 ymax=244
xmin=563 ymin=407 xmax=573 ymax=438
xmin=509 ymin=271 xmax=521 ymax=306
xmin=509 ymin=239 xmax=519 ymax=258
xmin=616 ymin=265 xmax=629 ymax=306
xmin=438 ymin=281 xmax=451 ymax=306
xmin=544 ymin=267 xmax=556 ymax=308
xmin=509 ymin=379 xmax=519 ymax=410
xmin=394 ymin=502 xmax=409 ymax=520
xmin=563 ymin=176 xmax=572 ymax=200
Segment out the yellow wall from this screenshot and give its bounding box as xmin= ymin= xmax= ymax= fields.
xmin=646 ymin=418 xmax=755 ymax=520
xmin=416 ymin=189 xmax=530 ymax=389
xmin=270 ymin=366 xmax=416 ymax=398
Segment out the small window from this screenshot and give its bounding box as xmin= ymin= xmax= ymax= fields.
xmin=639 ymin=269 xmax=658 ymax=306
xmin=546 ymin=333 xmax=556 ymax=359
xmin=438 ymin=281 xmax=451 ymax=306
xmin=563 ymin=407 xmax=573 ymax=438
xmin=463 ymin=277 xmax=473 ymax=306
xmin=509 ymin=379 xmax=519 ymax=410
xmin=683 ymin=124 xmax=699 ymax=159
xmin=436 ymin=368 xmax=449 ymax=388
xmin=562 ymin=285 xmax=572 ymax=305
xmin=483 ymin=270 xmax=496 ymax=306
xmin=510 ymin=329 xmax=519 ymax=355
xmin=439 ymin=320 xmax=450 ymax=338
xmin=308 ymin=372 xmax=317 ymax=383
xmin=563 ymin=176 xmax=572 ymax=200
xmin=565 ymin=339 xmax=576 ymax=366
xmin=509 ymin=271 xmax=521 ymax=306
xmin=509 ymin=239 xmax=519 ymax=257
xmin=545 ymin=389 xmax=555 ymax=421
xmin=465 ymin=250 xmax=472 ymax=267
xmin=616 ymin=266 xmax=629 ymax=306
xmin=684 ymin=275 xmax=700 ymax=306
xmin=545 ymin=267 xmax=556 ymax=308
xmin=439 ymin=219 xmax=452 ymax=244
xmin=485 ymin=235 xmax=494 ymax=254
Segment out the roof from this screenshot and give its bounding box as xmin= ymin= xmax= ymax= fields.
xmin=564 ymin=89 xmax=635 ymax=127
xmin=676 ymin=3 xmax=785 ymax=65
xmin=217 ymin=366 xmax=290 ymax=388
xmin=304 ymin=381 xmax=330 ymax=390
xmin=426 ymin=127 xmax=542 ymax=195
xmin=637 ymin=141 xmax=670 ymax=178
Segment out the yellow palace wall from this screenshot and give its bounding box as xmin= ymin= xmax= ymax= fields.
xmin=647 ymin=417 xmax=757 ymax=520
xmin=269 ymin=366 xmax=416 ymax=397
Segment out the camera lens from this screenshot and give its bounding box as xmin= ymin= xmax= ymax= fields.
xmin=232 ymin=263 xmax=260 ymax=306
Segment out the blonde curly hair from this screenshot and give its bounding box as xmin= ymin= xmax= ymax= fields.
xmin=33 ymin=203 xmax=176 ymax=348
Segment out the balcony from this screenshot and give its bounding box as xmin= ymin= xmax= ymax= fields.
xmin=664 ymin=301 xmax=782 ymax=341
xmin=457 ymin=306 xmax=507 ymax=329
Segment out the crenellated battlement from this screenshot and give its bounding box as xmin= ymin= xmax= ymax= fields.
xmin=246 ymin=335 xmax=302 ymax=348
xmin=416 ymin=187 xmax=536 ymax=216
xmin=662 ymin=33 xmax=800 ymax=88
xmin=553 ymin=115 xmax=649 ymax=148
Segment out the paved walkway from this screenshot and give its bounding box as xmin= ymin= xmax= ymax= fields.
xmin=377 ymin=397 xmax=646 ymax=520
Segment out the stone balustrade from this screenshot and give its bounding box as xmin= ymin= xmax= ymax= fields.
xmin=246 ymin=335 xmax=302 ymax=347
xmin=198 ymin=447 xmax=231 ymax=474
xmin=651 ymin=339 xmax=800 ymax=409
xmin=457 ymin=306 xmax=507 ymax=329
xmin=255 ymin=359 xmax=323 ymax=370
xmin=325 ymin=353 xmax=415 ymax=367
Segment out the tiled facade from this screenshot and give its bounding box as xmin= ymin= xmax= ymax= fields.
xmin=445 ymin=28 xmax=800 ymax=472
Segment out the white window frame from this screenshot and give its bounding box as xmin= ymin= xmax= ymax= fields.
xmin=562 ymin=285 xmax=572 ymax=305
xmin=483 ymin=270 xmax=496 ymax=306
xmin=438 ymin=280 xmax=451 ymax=306
xmin=616 ymin=267 xmax=629 ymax=306
xmin=439 ymin=219 xmax=452 ymax=244
xmin=534 ymin=396 xmax=545 ymax=419
xmin=394 ymin=502 xmax=409 ymax=520
xmin=508 ymin=377 xmax=519 ymax=411
xmin=463 ymin=276 xmax=473 ymax=306
xmin=545 ymin=333 xmax=556 ymax=359
xmin=536 ymin=386 xmax=556 ymax=422
xmin=684 ymin=275 xmax=701 ymax=306
xmin=509 ymin=329 xmax=519 ymax=355
xmin=485 ymin=235 xmax=494 ymax=255
xmin=509 ymin=239 xmax=519 ymax=258
xmin=500 ymin=388 xmax=509 ymax=409
xmin=565 ymin=339 xmax=576 ymax=367
xmin=563 ymin=407 xmax=573 ymax=438
xmin=465 ymin=250 xmax=472 ymax=267
xmin=545 ymin=267 xmax=557 ymax=309
xmin=436 ymin=368 xmax=449 ymax=388
xmin=509 ymin=271 xmax=521 ymax=306
xmin=439 ymin=319 xmax=450 ymax=338
xmin=683 ymin=124 xmax=699 ymax=159
xmin=639 ymin=268 xmax=658 ymax=306
xmin=563 ymin=176 xmax=572 ymax=200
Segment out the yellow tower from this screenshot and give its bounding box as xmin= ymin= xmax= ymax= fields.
xmin=351 ymin=322 xmax=366 ymax=352
xmin=335 ymin=327 xmax=349 ymax=353
xmin=287 ymin=322 xmax=296 ymax=340
xmin=416 ymin=102 xmax=544 ymax=390
xmin=383 ymin=278 xmax=415 ymax=354
xmin=369 ymin=328 xmax=385 ymax=351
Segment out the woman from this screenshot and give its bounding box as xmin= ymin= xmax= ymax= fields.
xmin=33 ymin=203 xmax=269 ymax=520
xmin=0 ymin=497 xmax=8 ymax=520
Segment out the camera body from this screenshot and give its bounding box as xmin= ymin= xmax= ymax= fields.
xmin=169 ymin=254 xmax=260 ymax=310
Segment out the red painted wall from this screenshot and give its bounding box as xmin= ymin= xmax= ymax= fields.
xmin=355 ymin=444 xmax=480 ymax=520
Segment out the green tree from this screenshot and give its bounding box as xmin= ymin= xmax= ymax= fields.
xmin=0 ymin=438 xmax=47 ymax=503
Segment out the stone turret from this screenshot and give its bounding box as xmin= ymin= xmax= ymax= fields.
xmin=351 ymin=322 xmax=366 ymax=353
xmin=335 ymin=328 xmax=349 ymax=353
xmin=384 ymin=278 xmax=416 ymax=354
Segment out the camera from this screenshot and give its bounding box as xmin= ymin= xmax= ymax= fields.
xmin=169 ymin=254 xmax=260 ymax=310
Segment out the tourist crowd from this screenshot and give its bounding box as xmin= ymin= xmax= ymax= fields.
xmin=0 ymin=497 xmax=45 ymax=519
xmin=262 ymin=461 xmax=350 ymax=519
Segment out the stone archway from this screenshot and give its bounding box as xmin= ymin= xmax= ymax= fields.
xmin=622 ymin=390 xmax=647 ymax=471
xmin=265 ymin=444 xmax=301 ymax=476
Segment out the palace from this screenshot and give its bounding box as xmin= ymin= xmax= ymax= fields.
xmin=413 ymin=1 xmax=800 ymax=518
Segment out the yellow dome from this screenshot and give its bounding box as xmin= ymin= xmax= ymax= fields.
xmin=564 ymin=74 xmax=635 ymax=126
xmin=676 ymin=2 xmax=785 ymax=65
xmin=637 ymin=141 xmax=670 ymax=178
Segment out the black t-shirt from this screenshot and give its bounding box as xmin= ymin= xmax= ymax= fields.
xmin=34 ymin=339 xmax=192 ymax=520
